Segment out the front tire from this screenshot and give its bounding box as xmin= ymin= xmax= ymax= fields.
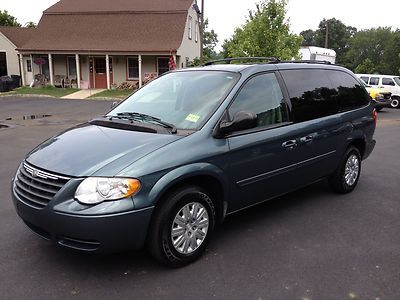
xmin=147 ymin=186 xmax=216 ymax=268
xmin=329 ymin=146 xmax=362 ymax=194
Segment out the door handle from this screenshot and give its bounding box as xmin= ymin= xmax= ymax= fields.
xmin=300 ymin=136 xmax=313 ymax=144
xmin=282 ymin=140 xmax=297 ymax=150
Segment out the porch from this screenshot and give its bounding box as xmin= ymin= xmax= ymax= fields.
xmin=17 ymin=52 xmax=179 ymax=90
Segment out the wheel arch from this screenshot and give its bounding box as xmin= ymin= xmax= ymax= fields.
xmin=148 ymin=163 xmax=229 ymax=224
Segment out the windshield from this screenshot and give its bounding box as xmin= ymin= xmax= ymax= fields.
xmin=109 ymin=71 xmax=239 ymax=130
xmin=394 ymin=77 xmax=400 ymax=86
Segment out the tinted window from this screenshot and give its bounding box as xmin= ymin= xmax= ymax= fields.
xmin=382 ymin=78 xmax=395 ymax=86
xmin=280 ymin=69 xmax=338 ymax=123
xmin=370 ymin=77 xmax=380 ymax=86
xmin=229 ymin=73 xmax=288 ymax=128
xmin=360 ymin=77 xmax=369 ymax=84
xmin=328 ymin=71 xmax=370 ymax=111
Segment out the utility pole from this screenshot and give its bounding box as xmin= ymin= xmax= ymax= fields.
xmin=325 ymin=20 xmax=329 ymax=48
xmin=200 ymin=0 xmax=205 ymax=59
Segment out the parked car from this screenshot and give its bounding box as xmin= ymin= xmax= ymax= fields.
xmin=362 ymin=82 xmax=392 ymax=112
xmin=12 ymin=58 xmax=376 ymax=267
xmin=356 ymin=74 xmax=400 ymax=109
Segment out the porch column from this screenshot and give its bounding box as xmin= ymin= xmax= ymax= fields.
xmin=18 ymin=54 xmax=26 ymax=86
xmin=138 ymin=54 xmax=142 ymax=88
xmin=48 ymin=53 xmax=54 ymax=86
xmin=75 ymin=54 xmax=81 ymax=89
xmin=106 ymin=54 xmax=111 ymax=90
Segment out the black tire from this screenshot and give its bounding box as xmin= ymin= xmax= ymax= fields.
xmin=391 ymin=97 xmax=400 ymax=109
xmin=329 ymin=146 xmax=362 ymax=194
xmin=147 ymin=186 xmax=216 ymax=268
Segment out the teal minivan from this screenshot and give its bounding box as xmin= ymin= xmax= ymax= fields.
xmin=12 ymin=58 xmax=376 ymax=267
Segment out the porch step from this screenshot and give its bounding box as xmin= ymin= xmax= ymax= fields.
xmin=62 ymin=89 xmax=105 ymax=99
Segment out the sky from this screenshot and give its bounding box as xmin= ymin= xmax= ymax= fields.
xmin=2 ymin=0 xmax=400 ymax=51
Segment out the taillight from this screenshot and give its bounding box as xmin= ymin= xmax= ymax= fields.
xmin=372 ymin=108 xmax=377 ymax=126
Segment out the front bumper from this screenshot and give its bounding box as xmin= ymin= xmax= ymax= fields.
xmin=373 ymin=98 xmax=392 ymax=109
xmin=12 ymin=186 xmax=154 ymax=253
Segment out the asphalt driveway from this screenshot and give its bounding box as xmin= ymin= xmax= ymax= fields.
xmin=1 ymin=97 xmax=399 ymax=299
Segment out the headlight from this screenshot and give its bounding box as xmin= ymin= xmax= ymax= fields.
xmin=75 ymin=177 xmax=141 ymax=205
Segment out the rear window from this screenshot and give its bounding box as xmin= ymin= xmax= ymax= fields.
xmin=280 ymin=69 xmax=338 ymax=123
xmin=328 ymin=71 xmax=370 ymax=112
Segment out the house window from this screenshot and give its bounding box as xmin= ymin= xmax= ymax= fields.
xmin=157 ymin=57 xmax=170 ymax=75
xmin=127 ymin=57 xmax=139 ymax=79
xmin=188 ymin=16 xmax=193 ymax=40
xmin=195 ymin=20 xmax=199 ymax=43
xmin=0 ymin=52 xmax=7 ymax=76
xmin=26 ymin=59 xmax=32 ymax=72
xmin=67 ymin=56 xmax=77 ymax=77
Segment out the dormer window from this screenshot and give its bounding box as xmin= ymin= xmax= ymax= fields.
xmin=188 ymin=16 xmax=193 ymax=40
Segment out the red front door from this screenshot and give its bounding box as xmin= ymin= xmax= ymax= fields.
xmin=89 ymin=57 xmax=113 ymax=89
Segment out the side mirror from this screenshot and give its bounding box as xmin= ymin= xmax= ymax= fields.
xmin=216 ymin=111 xmax=258 ymax=137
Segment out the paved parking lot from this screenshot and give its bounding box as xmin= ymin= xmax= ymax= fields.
xmin=1 ymin=96 xmax=399 ymax=299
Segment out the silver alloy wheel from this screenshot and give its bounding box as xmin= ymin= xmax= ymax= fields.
xmin=344 ymin=154 xmax=360 ymax=186
xmin=171 ymin=202 xmax=209 ymax=255
xmin=391 ymin=99 xmax=399 ymax=108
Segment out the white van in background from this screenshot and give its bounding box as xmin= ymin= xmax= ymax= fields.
xmin=356 ymin=74 xmax=400 ymax=108
xmin=299 ymin=46 xmax=336 ymax=64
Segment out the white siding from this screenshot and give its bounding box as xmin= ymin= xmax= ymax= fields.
xmin=177 ymin=1 xmax=201 ymax=68
xmin=0 ymin=33 xmax=20 ymax=76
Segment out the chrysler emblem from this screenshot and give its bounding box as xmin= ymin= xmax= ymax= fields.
xmin=31 ymin=169 xmax=38 ymax=178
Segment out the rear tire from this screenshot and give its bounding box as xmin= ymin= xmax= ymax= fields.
xmin=391 ymin=97 xmax=400 ymax=109
xmin=329 ymin=146 xmax=362 ymax=194
xmin=147 ymin=186 xmax=216 ymax=268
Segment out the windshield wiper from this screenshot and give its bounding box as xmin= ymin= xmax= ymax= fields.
xmin=110 ymin=112 xmax=177 ymax=134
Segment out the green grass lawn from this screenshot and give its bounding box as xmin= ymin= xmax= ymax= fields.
xmin=89 ymin=89 xmax=134 ymax=100
xmin=1 ymin=86 xmax=80 ymax=98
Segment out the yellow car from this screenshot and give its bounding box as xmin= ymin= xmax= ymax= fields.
xmin=364 ymin=84 xmax=392 ymax=112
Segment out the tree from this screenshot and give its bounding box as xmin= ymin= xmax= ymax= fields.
xmin=300 ymin=29 xmax=316 ymax=46
xmin=24 ymin=22 xmax=37 ymax=28
xmin=0 ymin=10 xmax=21 ymax=27
xmin=221 ymin=0 xmax=302 ymax=60
xmin=300 ymin=18 xmax=356 ymax=64
xmin=354 ymin=58 xmax=377 ymax=74
xmin=345 ymin=27 xmax=400 ymax=74
xmin=202 ymin=19 xmax=219 ymax=61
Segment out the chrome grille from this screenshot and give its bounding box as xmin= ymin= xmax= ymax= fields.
xmin=14 ymin=162 xmax=70 ymax=208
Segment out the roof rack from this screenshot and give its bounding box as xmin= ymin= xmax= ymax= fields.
xmin=275 ymin=60 xmax=333 ymax=65
xmin=203 ymin=57 xmax=280 ymax=66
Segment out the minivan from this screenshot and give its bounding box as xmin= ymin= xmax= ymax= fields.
xmin=12 ymin=58 xmax=376 ymax=267
xmin=356 ymin=74 xmax=400 ymax=108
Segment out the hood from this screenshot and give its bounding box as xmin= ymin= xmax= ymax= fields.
xmin=26 ymin=123 xmax=182 ymax=177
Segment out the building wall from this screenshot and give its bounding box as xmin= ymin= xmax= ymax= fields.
xmin=112 ymin=55 xmax=160 ymax=86
xmin=0 ymin=33 xmax=20 ymax=76
xmin=177 ymin=1 xmax=201 ymax=68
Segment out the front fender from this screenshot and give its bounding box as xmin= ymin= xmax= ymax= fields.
xmin=140 ymin=163 xmax=229 ymax=210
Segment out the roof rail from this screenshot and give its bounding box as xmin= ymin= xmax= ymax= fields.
xmin=203 ymin=57 xmax=280 ymax=66
xmin=276 ymin=60 xmax=333 ymax=65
